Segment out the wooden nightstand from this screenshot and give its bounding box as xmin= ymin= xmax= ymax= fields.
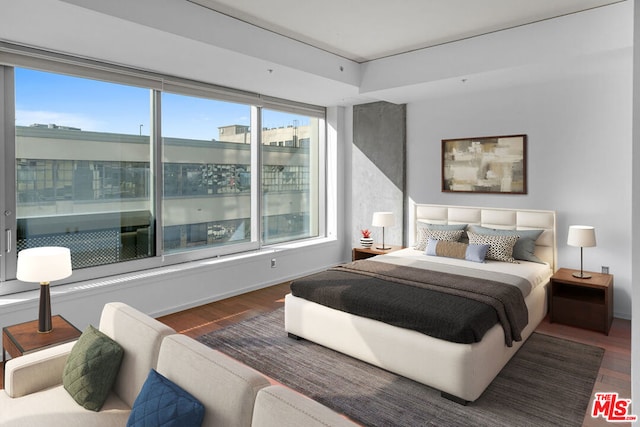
xmin=550 ymin=268 xmax=613 ymax=335
xmin=352 ymin=244 xmax=404 ymax=261
xmin=2 ymin=315 xmax=82 ymax=368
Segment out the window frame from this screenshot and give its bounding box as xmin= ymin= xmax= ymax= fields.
xmin=0 ymin=66 xmax=17 ymax=283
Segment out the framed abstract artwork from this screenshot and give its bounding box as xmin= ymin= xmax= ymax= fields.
xmin=441 ymin=134 xmax=527 ymax=194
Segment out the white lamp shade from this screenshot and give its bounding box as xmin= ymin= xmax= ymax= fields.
xmin=567 ymin=225 xmax=596 ymax=248
xmin=17 ymin=247 xmax=72 ymax=283
xmin=372 ymin=212 xmax=395 ymax=227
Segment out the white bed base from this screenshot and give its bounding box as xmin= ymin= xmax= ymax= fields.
xmin=284 ymin=204 xmax=557 ymax=402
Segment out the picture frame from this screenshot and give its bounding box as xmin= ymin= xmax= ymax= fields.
xmin=441 ymin=134 xmax=527 ymax=194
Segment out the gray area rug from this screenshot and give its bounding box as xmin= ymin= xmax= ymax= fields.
xmin=198 ymin=308 xmax=603 ymax=427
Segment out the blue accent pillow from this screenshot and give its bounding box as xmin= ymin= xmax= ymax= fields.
xmin=468 ymin=225 xmax=544 ymax=263
xmin=465 ymin=243 xmax=490 ymax=263
xmin=127 ymin=369 xmax=205 ymax=427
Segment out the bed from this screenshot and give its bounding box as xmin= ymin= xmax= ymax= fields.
xmin=284 ymin=204 xmax=557 ymax=403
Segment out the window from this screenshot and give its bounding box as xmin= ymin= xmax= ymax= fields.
xmin=261 ymin=110 xmax=319 ymax=244
xmin=161 ymin=92 xmax=254 ymax=252
xmin=14 ymin=68 xmax=154 ymax=269
xmin=0 ymin=47 xmax=326 ymax=294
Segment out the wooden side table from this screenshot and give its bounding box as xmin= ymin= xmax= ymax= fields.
xmin=352 ymin=244 xmax=404 ymax=261
xmin=550 ymin=268 xmax=613 ymax=334
xmin=2 ymin=315 xmax=82 ymax=368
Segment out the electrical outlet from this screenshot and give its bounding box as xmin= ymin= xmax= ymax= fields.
xmin=271 ymin=258 xmax=277 ymax=268
xmin=601 ymin=266 xmax=609 ymax=274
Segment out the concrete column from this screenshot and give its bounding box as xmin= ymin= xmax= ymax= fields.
xmin=352 ymin=101 xmax=406 ymax=248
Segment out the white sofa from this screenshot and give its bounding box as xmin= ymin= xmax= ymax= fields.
xmin=0 ymin=302 xmax=358 ymax=427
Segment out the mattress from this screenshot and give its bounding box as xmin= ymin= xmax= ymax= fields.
xmin=374 ymin=247 xmax=552 ymax=292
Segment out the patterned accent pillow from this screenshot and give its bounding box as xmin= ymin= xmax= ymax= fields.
xmin=127 ymin=369 xmax=205 ymax=427
xmin=468 ymin=225 xmax=544 ymax=263
xmin=414 ymin=228 xmax=464 ymax=251
xmin=467 ymin=231 xmax=519 ymax=263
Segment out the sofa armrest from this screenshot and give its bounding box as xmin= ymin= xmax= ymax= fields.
xmin=252 ymin=385 xmax=360 ymax=427
xmin=4 ymin=340 xmax=76 ymax=398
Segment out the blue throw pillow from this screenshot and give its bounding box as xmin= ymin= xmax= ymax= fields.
xmin=465 ymin=243 xmax=490 ymax=263
xmin=127 ymin=369 xmax=204 ymax=427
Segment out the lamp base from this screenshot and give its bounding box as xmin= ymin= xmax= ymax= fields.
xmin=38 ymin=282 xmax=53 ymax=333
xmin=572 ymin=271 xmax=592 ymax=279
xmin=376 ymin=246 xmax=391 ymax=250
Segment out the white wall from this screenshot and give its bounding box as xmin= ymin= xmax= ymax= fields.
xmin=631 ymin=0 xmax=640 ymax=410
xmin=406 ymin=53 xmax=633 ymax=318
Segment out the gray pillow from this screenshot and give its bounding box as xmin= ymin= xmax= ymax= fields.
xmin=417 ymin=221 xmax=467 ymax=231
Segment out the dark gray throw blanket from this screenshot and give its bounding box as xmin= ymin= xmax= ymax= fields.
xmin=290 ymin=260 xmax=529 ymax=346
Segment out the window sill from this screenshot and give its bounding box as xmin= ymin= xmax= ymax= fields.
xmin=0 ymin=236 xmax=339 ymax=309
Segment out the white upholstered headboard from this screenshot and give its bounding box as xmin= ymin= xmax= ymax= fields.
xmin=410 ymin=204 xmax=557 ymax=271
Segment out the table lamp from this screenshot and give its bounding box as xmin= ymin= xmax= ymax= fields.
xmin=372 ymin=212 xmax=395 ymax=250
xmin=16 ymin=247 xmax=72 ymax=333
xmin=567 ymin=225 xmax=596 ymax=279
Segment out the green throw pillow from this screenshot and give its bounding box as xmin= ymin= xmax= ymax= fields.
xmin=62 ymin=324 xmax=124 ymax=411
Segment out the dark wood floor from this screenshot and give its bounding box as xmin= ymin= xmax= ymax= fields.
xmin=1 ymin=281 xmax=630 ymax=426
xmin=158 ymin=282 xmax=291 ymax=339
xmin=537 ymin=316 xmax=631 ymax=427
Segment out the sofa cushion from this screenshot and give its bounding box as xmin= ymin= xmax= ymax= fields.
xmin=98 ymin=302 xmax=176 ymax=407
xmin=252 ymin=385 xmax=359 ymax=427
xmin=62 ymin=325 xmax=124 ymax=411
xmin=0 ymin=384 xmax=131 ymax=427
xmin=4 ymin=340 xmax=76 ymax=398
xmin=157 ymin=334 xmax=271 ymax=427
xmin=127 ymin=369 xmax=204 ymax=427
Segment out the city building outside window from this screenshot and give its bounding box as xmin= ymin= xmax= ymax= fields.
xmin=14 ymin=69 xmax=154 ymax=269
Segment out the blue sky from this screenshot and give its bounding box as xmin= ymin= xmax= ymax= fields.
xmin=15 ymin=67 xmax=309 ymax=141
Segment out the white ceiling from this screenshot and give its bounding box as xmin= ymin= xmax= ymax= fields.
xmin=0 ymin=0 xmax=630 ymax=106
xmin=189 ymin=0 xmax=622 ymax=63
